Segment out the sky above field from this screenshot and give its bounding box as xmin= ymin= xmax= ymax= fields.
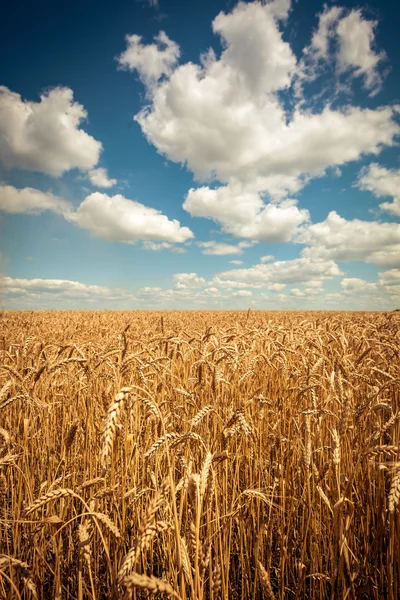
xmin=0 ymin=0 xmax=400 ymax=310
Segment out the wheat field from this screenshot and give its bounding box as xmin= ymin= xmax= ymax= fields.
xmin=0 ymin=310 xmax=399 ymax=599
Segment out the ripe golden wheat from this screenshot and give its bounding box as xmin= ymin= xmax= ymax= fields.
xmin=0 ymin=309 xmax=399 ymax=599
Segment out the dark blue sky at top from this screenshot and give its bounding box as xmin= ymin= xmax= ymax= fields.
xmin=2 ymin=1 xmax=399 ymax=211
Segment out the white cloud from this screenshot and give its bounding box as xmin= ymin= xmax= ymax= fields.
xmin=213 ymin=256 xmax=340 ymax=289
xmin=173 ymin=272 xmax=206 ymax=289
xmin=232 ymin=290 xmax=252 ymax=297
xmin=305 ymin=6 xmax=343 ymax=62
xmin=341 ymin=278 xmax=376 ymax=294
xmin=305 ymin=279 xmax=324 ymax=289
xmin=141 ymin=241 xmax=186 ymax=253
xmin=230 ymin=259 xmax=244 ymax=265
xmin=184 ymin=185 xmax=309 ymax=240
xmin=0 ymin=87 xmax=102 ymax=176
xmin=260 ymin=255 xmax=274 ymax=263
xmin=211 ymin=0 xmax=295 ymax=97
xmin=121 ymin=1 xmax=398 ymax=204
xmin=357 ymin=163 xmax=400 ymax=216
xmin=203 ymin=286 xmax=222 ymax=296
xmin=268 ymin=283 xmax=286 ymax=292
xmin=299 ymin=211 xmax=400 ymax=269
xmin=339 ymin=271 xmax=400 ymax=303
xmin=298 ymin=5 xmax=387 ymax=96
xmin=304 ymin=286 xmax=324 ymax=296
xmin=88 ymin=168 xmax=117 ymax=188
xmin=70 ymin=192 xmax=193 ymax=244
xmin=141 ymin=241 xmax=173 ymax=251
xmin=0 ymin=186 xmax=194 ymax=248
xmin=138 ymin=287 xmax=162 ymax=297
xmin=1 ymin=276 xmax=130 ymax=301
xmin=0 ymin=184 xmax=70 ymax=215
xmin=336 ymin=10 xmax=386 ymax=95
xmin=212 ymin=277 xmax=262 ymax=290
xmin=117 ymin=31 xmax=180 ymax=89
xmin=379 ymin=269 xmax=400 ymax=286
xmin=134 ymin=282 xmax=224 ymax=304
xmin=290 ymin=288 xmax=306 ymax=297
xmin=197 ymin=240 xmax=256 ymax=255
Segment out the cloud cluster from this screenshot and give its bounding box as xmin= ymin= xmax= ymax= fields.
xmin=184 ymin=185 xmax=309 ymax=241
xmin=298 ymin=6 xmax=387 ymax=96
xmin=136 ymin=282 xmax=227 ymax=307
xmin=0 ymin=87 xmax=102 ymax=176
xmin=1 ymin=276 xmax=130 ymax=301
xmin=0 ymin=184 xmax=70 ymax=215
xmin=88 ymin=168 xmax=117 ymax=188
xmin=113 ymin=0 xmax=400 ymax=256
xmin=357 ymin=163 xmax=400 ymax=216
xmin=3 ymin=264 xmax=399 ymax=310
xmin=117 ymin=31 xmax=180 ymax=89
xmin=173 ymin=272 xmax=206 ymax=289
xmin=212 ymin=256 xmax=340 ymax=289
xmin=232 ymin=290 xmax=252 ymax=298
xmin=197 ymin=240 xmax=256 ymax=255
xmin=131 ymin=264 xmax=399 ymax=310
xmin=0 ymin=185 xmax=193 ymax=246
xmin=340 ymin=269 xmax=400 ymax=304
xmin=70 ymin=192 xmax=193 ymax=244
xmin=298 ymin=211 xmax=400 ymax=269
xmin=118 ymin=0 xmax=398 ymax=207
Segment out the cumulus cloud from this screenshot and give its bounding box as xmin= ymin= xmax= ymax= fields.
xmin=290 ymin=288 xmax=306 ymax=297
xmin=260 ymin=255 xmax=274 ymax=263
xmin=203 ymin=286 xmax=223 ymax=296
xmin=212 ymin=277 xmax=262 ymax=290
xmin=117 ymin=31 xmax=180 ymax=89
xmin=137 ymin=287 xmax=162 ymax=298
xmin=268 ymin=283 xmax=287 ymax=291
xmin=0 ymin=184 xmax=71 ymax=215
xmin=141 ymin=241 xmax=186 ymax=253
xmin=232 ymin=290 xmax=252 ymax=297
xmin=213 ymin=256 xmax=341 ymax=289
xmin=88 ymin=168 xmax=117 ymax=188
xmin=336 ymin=10 xmax=386 ymax=95
xmin=70 ymin=192 xmax=193 ymax=244
xmin=173 ymin=272 xmax=206 ymax=289
xmin=0 ymin=185 xmax=193 ymax=247
xmin=379 ymin=269 xmax=400 ymax=286
xmin=135 ymin=276 xmax=295 ymax=307
xmin=184 ymin=185 xmax=309 ymax=241
xmin=230 ymin=260 xmax=244 ymax=265
xmin=197 ymin=240 xmax=256 ymax=255
xmin=357 ymin=163 xmax=400 ymax=216
xmin=119 ymin=0 xmax=398 ymax=205
xmin=0 ymin=87 xmax=102 ymax=176
xmin=340 ymin=270 xmax=400 ymax=303
xmin=134 ymin=279 xmax=227 ymax=305
xmin=341 ymin=278 xmax=376 ymax=294
xmin=304 ymin=285 xmax=324 ymax=296
xmin=1 ymin=276 xmax=130 ymax=301
xmin=298 ymin=5 xmax=387 ymax=96
xmin=298 ymin=211 xmax=400 ymax=268
xmin=304 ymin=6 xmax=343 ymax=62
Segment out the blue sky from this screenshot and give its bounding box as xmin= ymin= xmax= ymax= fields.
xmin=1 ymin=0 xmax=400 ymax=309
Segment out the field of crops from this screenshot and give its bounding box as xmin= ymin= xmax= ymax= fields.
xmin=0 ymin=310 xmax=399 ymax=599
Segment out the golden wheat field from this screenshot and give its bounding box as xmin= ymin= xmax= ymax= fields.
xmin=0 ymin=310 xmax=399 ymax=600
